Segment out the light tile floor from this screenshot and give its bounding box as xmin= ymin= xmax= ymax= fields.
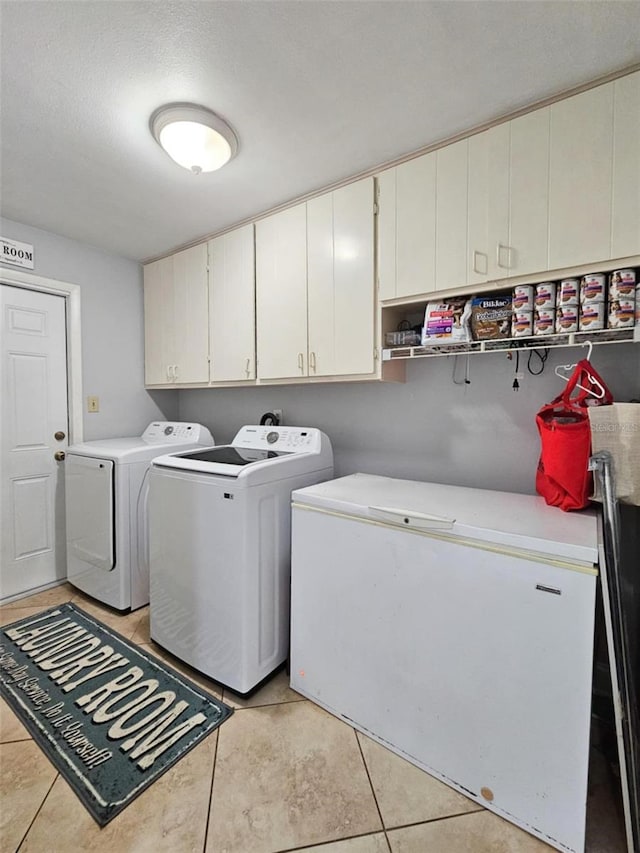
xmin=0 ymin=584 xmax=628 ymax=853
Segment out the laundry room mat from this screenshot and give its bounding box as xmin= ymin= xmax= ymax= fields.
xmin=0 ymin=602 xmax=232 ymax=826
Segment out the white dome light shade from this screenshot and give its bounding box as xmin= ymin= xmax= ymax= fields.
xmin=150 ymin=104 xmax=238 ymax=174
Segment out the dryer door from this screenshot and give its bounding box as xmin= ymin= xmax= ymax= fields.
xmin=66 ymin=454 xmax=115 ymax=574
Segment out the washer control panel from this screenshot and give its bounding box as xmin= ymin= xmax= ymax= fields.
xmin=233 ymin=425 xmax=321 ymax=453
xmin=142 ymin=422 xmax=213 ymax=444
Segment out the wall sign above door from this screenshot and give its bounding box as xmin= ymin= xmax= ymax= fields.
xmin=1 ymin=236 xmax=35 ymax=269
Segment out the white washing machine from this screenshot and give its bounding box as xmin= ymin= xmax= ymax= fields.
xmin=148 ymin=425 xmax=333 ymax=695
xmin=65 ymin=421 xmax=214 ymax=611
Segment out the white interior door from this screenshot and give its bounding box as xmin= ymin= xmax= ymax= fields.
xmin=0 ymin=284 xmax=69 ymax=600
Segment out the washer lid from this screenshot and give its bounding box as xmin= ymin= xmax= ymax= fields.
xmin=151 ymin=425 xmax=330 ymax=478
xmin=151 ymin=444 xmax=292 ymax=476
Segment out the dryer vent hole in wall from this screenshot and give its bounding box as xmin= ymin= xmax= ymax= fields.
xmin=259 ymin=410 xmax=282 ymax=426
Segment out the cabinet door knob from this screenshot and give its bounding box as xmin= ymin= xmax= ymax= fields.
xmin=310 ymin=351 xmax=317 ymax=372
xmin=496 ymin=243 xmax=512 ymax=269
xmin=472 ymin=250 xmax=488 ymax=276
xmin=245 ymin=358 xmax=251 ymax=378
xmin=54 ymin=431 xmax=66 ymax=441
xmin=54 ymin=451 xmax=66 ymax=461
xmin=297 ymin=352 xmax=304 ymax=372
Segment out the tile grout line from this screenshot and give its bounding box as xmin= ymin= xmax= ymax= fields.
xmin=384 ymin=807 xmax=487 ymax=835
xmin=353 ymin=727 xmax=393 ymax=853
xmin=202 ymin=712 xmax=221 ymax=853
xmin=16 ymin=771 xmax=59 ymax=851
xmin=0 ymin=735 xmax=33 ymax=745
xmin=273 ymin=828 xmax=392 ymax=853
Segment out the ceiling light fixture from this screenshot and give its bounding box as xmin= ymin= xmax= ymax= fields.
xmin=150 ymin=103 xmax=238 ymax=174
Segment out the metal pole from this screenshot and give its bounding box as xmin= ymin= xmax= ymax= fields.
xmin=589 ymin=451 xmax=639 ymax=852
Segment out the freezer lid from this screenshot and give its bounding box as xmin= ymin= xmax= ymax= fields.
xmin=292 ymin=473 xmax=599 ymax=565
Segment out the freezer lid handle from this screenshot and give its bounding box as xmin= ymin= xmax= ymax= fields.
xmin=368 ymin=505 xmax=456 ymax=530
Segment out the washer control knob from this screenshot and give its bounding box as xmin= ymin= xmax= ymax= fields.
xmin=164 ymin=425 xmax=174 ymax=435
xmin=266 ymin=431 xmax=279 ymax=444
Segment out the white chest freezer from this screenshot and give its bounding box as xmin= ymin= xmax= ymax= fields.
xmin=290 ymin=473 xmax=600 ymax=853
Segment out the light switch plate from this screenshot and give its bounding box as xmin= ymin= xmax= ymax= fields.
xmin=87 ymin=396 xmax=99 ymax=413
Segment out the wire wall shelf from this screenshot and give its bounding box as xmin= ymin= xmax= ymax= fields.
xmin=381 ymin=326 xmax=640 ymax=361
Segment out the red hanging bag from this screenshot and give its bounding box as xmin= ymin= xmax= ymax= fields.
xmin=535 ymin=359 xmax=613 ymax=511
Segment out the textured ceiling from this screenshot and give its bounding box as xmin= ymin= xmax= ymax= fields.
xmin=1 ymin=1 xmax=640 ymax=262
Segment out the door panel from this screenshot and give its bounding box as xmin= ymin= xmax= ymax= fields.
xmin=1 ymin=284 xmax=68 ymax=599
xmin=332 ymin=178 xmax=375 ymax=375
xmin=307 ymin=191 xmax=336 ymax=376
xmin=612 ymin=71 xmax=640 ymax=260
xmin=9 ymin=353 xmax=49 ymax=447
xmin=396 ymin=152 xmax=437 ymax=297
xmin=376 ymin=168 xmax=397 ymax=301
xmin=256 ymin=203 xmax=308 ymax=380
xmin=172 ymin=243 xmax=209 ymax=383
xmin=13 ymin=476 xmax=50 ymax=558
xmin=436 ymin=139 xmax=468 ymax=291
xmin=143 ymin=258 xmax=167 ymax=385
xmin=549 ymin=83 xmax=614 ymax=269
xmin=209 ymin=225 xmax=256 ymax=382
xmin=509 ymin=107 xmax=550 ymax=277
xmin=65 ymin=455 xmax=114 ymax=573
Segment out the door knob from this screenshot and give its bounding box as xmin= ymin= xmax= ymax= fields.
xmin=54 ymin=431 xmax=66 ymax=441
xmin=54 ymin=451 xmax=66 ymax=461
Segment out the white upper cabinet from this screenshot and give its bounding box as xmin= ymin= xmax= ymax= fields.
xmin=256 ymin=180 xmax=375 ymax=381
xmin=548 ymin=83 xmax=614 ymax=270
xmin=435 ymin=138 xmax=469 ymax=292
xmin=467 ymin=123 xmax=510 ymax=285
xmin=144 ymin=255 xmax=173 ymax=385
xmin=171 ymin=244 xmax=209 ymax=384
xmin=377 ymin=153 xmax=437 ymax=300
xmin=612 ymin=70 xmax=640 ymax=260
xmin=144 ymin=72 xmax=639 ymax=385
xmin=255 ymin=203 xmax=308 ymax=380
xmin=308 ymin=178 xmax=375 ymax=377
xmin=208 ymin=225 xmax=255 ymax=383
xmin=143 ymin=243 xmax=209 ymax=385
xmin=508 ymin=107 xmax=550 ymax=278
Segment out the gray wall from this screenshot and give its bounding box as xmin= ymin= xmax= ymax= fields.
xmin=178 ymin=343 xmax=640 ymax=496
xmin=1 ymin=217 xmax=177 ymax=440
xmin=2 ymin=212 xmax=637 ymax=494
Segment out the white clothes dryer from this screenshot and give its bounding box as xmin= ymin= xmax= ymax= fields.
xmin=65 ymin=421 xmax=214 ymax=610
xmin=148 ymin=425 xmax=333 ymax=695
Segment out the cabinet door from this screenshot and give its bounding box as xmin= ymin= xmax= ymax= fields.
xmin=256 ymin=203 xmax=308 ymax=380
xmin=172 ymin=244 xmax=209 ymax=384
xmin=549 ymin=83 xmax=614 ymax=270
xmin=308 ymin=179 xmax=375 ymax=377
xmin=307 ymin=191 xmax=336 ymax=375
xmin=467 ymin=124 xmax=510 ymax=285
xmin=376 ymin=168 xmax=397 ymax=301
xmin=209 ymin=225 xmax=256 ymax=382
xmin=612 ymin=71 xmax=640 ymax=260
xmin=509 ymin=107 xmax=550 ymax=278
xmin=436 ymin=139 xmax=468 ymax=291
xmin=143 ymin=256 xmax=174 ymax=385
xmin=332 ymin=178 xmax=375 ymax=375
xmin=377 ymin=155 xmax=437 ymax=300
